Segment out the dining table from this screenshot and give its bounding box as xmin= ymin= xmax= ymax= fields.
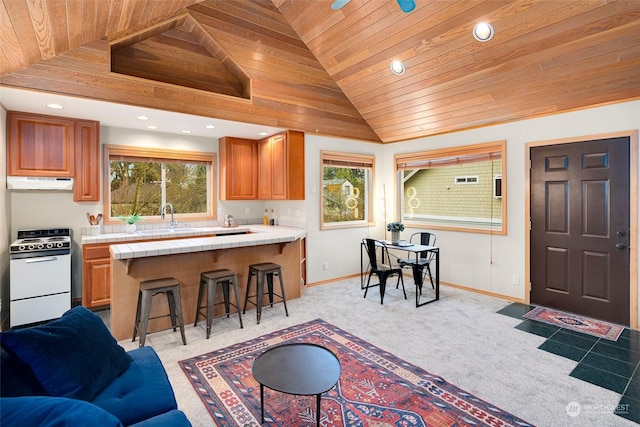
xmin=360 ymin=240 xmax=440 ymax=307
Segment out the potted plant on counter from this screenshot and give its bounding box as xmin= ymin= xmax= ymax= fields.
xmin=118 ymin=213 xmax=142 ymax=233
xmin=386 ymin=221 xmax=404 ymax=244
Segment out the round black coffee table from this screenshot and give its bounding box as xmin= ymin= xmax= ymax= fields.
xmin=252 ymin=343 xmax=341 ymax=426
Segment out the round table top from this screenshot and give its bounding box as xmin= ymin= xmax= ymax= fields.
xmin=252 ymin=343 xmax=341 ymax=396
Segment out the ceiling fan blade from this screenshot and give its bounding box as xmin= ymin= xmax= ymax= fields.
xmin=396 ymin=0 xmax=416 ymax=13
xmin=331 ymin=0 xmax=351 ymax=10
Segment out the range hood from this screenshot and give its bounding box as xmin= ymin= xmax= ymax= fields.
xmin=7 ymin=176 xmax=74 ymax=191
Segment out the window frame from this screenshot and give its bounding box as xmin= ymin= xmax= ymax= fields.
xmin=320 ymin=150 xmax=375 ymax=230
xmin=103 ymin=144 xmax=217 ymax=224
xmin=394 ymin=140 xmax=507 ymax=235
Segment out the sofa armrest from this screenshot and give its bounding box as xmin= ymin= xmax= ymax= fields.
xmin=92 ymin=346 xmax=179 ymax=426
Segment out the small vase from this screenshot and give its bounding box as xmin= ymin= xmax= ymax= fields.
xmin=125 ymin=223 xmax=137 ymax=234
xmin=391 ymin=231 xmax=400 ymax=244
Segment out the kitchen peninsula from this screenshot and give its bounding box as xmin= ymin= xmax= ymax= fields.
xmin=107 ymin=225 xmax=307 ymax=341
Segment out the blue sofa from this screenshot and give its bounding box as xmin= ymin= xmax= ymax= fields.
xmin=0 ymin=306 xmax=191 ymax=426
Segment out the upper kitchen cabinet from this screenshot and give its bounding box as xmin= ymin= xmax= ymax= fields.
xmin=74 ymin=120 xmax=100 ymax=201
xmin=258 ymin=131 xmax=305 ymax=200
xmin=219 ymin=136 xmax=258 ymax=200
xmin=8 ymin=112 xmax=75 ymax=177
xmin=7 ymin=112 xmax=101 ymax=201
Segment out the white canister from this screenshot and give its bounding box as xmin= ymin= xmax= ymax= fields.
xmin=90 ymin=225 xmax=101 ymax=236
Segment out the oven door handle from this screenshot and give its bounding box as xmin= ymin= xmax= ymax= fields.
xmin=24 ymin=256 xmax=58 ymax=264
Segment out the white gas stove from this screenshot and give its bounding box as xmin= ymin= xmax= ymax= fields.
xmin=9 ymin=228 xmax=72 ymax=327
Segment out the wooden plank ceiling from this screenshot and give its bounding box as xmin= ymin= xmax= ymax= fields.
xmin=1 ymin=0 xmax=639 ymax=143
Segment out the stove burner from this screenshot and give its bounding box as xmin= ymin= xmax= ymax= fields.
xmin=20 ymin=238 xmax=43 ymax=243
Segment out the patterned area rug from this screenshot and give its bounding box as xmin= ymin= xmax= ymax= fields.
xmin=523 ymin=306 xmax=624 ymax=341
xmin=179 ymin=319 xmax=533 ymax=426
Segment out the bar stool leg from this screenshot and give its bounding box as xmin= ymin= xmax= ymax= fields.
xmin=266 ymin=273 xmax=275 ymax=307
xmin=277 ymin=270 xmax=289 ymax=317
xmin=256 ymin=272 xmax=265 ymax=324
xmin=167 ymin=291 xmax=177 ymax=332
xmin=243 ymin=272 xmax=253 ymax=314
xmin=132 ymin=290 xmax=142 ymax=342
xmin=231 ymin=275 xmax=244 ymax=328
xmin=222 ymin=280 xmax=231 ymax=317
xmin=206 ymin=279 xmax=216 ymax=339
xmin=138 ymin=291 xmax=152 ymax=347
xmin=172 ymin=288 xmax=187 ymax=345
xmin=194 ymin=277 xmax=205 ymax=327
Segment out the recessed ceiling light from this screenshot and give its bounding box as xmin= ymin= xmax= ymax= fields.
xmin=205 ymin=124 xmax=216 ymax=129
xmin=473 ymin=22 xmax=494 ymax=42
xmin=45 ymin=103 xmax=64 ymax=109
xmin=137 ymin=115 xmax=150 ymax=120
xmin=146 ymin=125 xmax=158 ymax=130
xmin=181 ymin=130 xmax=192 ymax=134
xmin=390 ymin=60 xmax=405 ymax=75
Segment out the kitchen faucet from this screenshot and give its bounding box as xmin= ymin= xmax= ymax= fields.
xmin=160 ymin=203 xmax=177 ymax=229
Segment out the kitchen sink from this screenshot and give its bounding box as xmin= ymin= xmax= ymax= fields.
xmin=136 ymin=228 xmax=200 ymax=235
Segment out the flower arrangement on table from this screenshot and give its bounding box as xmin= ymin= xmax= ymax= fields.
xmin=386 ymin=221 xmax=405 ymax=232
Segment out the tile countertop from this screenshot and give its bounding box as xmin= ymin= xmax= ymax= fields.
xmin=102 ymin=225 xmax=307 ymax=260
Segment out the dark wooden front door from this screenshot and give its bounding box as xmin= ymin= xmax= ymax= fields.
xmin=530 ymin=137 xmax=630 ymax=325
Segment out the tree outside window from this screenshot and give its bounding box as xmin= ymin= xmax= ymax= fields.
xmin=321 ymin=151 xmax=374 ymax=229
xmin=104 ymin=145 xmax=215 ymax=222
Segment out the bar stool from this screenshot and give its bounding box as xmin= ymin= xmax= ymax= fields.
xmin=243 ymin=262 xmax=289 ymax=324
xmin=132 ymin=277 xmax=187 ymax=347
xmin=194 ymin=269 xmax=244 ymax=338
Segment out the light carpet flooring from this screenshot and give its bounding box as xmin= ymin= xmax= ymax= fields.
xmin=116 ymin=277 xmax=634 ymax=427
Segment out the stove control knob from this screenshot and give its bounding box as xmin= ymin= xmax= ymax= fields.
xmin=56 ymin=242 xmax=64 ymax=248
xmin=37 ymin=244 xmax=44 ymax=249
xmin=46 ymin=243 xmax=53 ymax=248
xmin=28 ymin=244 xmax=35 ymax=250
xmin=18 ymin=245 xmax=25 ymax=251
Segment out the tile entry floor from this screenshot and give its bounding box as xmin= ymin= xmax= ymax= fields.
xmin=499 ymin=303 xmax=640 ymax=424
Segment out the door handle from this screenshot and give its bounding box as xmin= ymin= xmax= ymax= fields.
xmin=616 ymin=243 xmax=627 ymax=250
xmin=616 ymin=231 xmax=626 ymax=237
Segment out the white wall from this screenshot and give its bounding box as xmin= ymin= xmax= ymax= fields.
xmin=305 ymin=101 xmax=639 ymax=311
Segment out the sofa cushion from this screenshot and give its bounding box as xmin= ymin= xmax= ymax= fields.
xmin=130 ymin=409 xmax=192 ymax=427
xmin=0 ymin=306 xmax=132 ymax=401
xmin=0 ymin=346 xmax=47 ymax=397
xmin=0 ymin=396 xmax=123 ymax=427
xmin=92 ymin=346 xmax=179 ymax=426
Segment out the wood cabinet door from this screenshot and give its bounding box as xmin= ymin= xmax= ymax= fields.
xmin=74 ymin=120 xmax=100 ymax=201
xmin=83 ymin=258 xmax=111 ymax=308
xmin=8 ymin=112 xmax=75 ymax=176
xmin=219 ymin=137 xmax=258 ymax=200
xmin=258 ymin=137 xmax=273 ymax=199
xmin=270 ymin=134 xmax=288 ymax=200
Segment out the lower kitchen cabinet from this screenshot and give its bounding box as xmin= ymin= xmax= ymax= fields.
xmin=82 ymin=243 xmax=111 ymax=309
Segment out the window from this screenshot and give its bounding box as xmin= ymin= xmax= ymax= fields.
xmin=395 ymin=141 xmax=506 ymax=234
xmin=321 ymin=151 xmax=375 ymax=229
xmin=103 ymin=145 xmax=216 ymax=223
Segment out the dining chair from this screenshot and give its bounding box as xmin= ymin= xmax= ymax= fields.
xmin=362 ymin=238 xmax=406 ymax=304
xmin=399 ymin=232 xmax=437 ymax=292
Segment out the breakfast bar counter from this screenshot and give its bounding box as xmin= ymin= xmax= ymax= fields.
xmin=108 ymin=225 xmax=306 ymax=341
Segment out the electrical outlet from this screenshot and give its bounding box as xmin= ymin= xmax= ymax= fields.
xmin=245 ymin=207 xmax=250 ymax=215
xmin=512 ymin=275 xmax=520 ymax=285
xmin=295 ymin=209 xmax=301 ymax=217
xmin=323 ymin=261 xmax=329 ymax=270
